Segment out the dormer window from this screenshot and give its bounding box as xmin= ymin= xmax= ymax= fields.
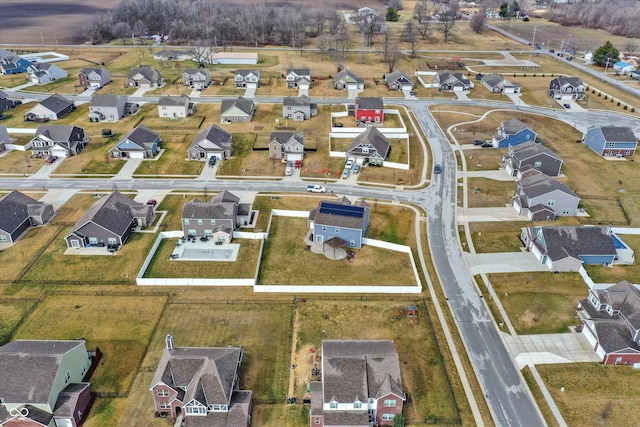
xmin=354 ymin=401 xmax=362 ymax=409
xmin=330 ymin=401 xmax=338 ymax=409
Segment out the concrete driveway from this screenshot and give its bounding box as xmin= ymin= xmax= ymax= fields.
xmin=28 ymin=159 xmax=62 ymax=179
xmin=458 ymin=170 xmax=517 ymax=181
xmin=502 ymin=332 xmax=600 ymax=369
xmin=39 ymin=189 xmax=79 ymax=210
xmin=457 ymin=207 xmax=524 ymax=223
xmin=464 ymin=251 xmax=548 ymax=274
xmin=112 ymin=159 xmax=142 ymax=180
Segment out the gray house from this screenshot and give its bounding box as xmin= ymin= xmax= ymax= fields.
xmin=0 ymin=190 xmax=54 ymax=245
xmin=521 ymin=225 xmax=618 ymax=272
xmin=25 ymin=94 xmax=75 ymax=121
xmin=182 ymin=191 xmax=252 ymax=243
xmin=548 ymin=77 xmax=585 ymax=100
xmin=220 ymin=97 xmax=255 ymax=123
xmin=27 ymin=62 xmax=67 ymax=85
xmin=234 ymin=69 xmax=260 ymax=88
xmin=503 ymin=141 xmax=563 ymax=178
xmin=78 ymin=67 xmax=110 ymax=89
xmin=268 ymin=132 xmax=304 ymax=161
xmin=65 ymin=191 xmax=155 ymax=250
xmin=30 ymin=125 xmax=86 ymax=158
xmin=282 ymin=95 xmax=317 ymax=121
xmin=0 ymin=90 xmax=19 ymax=113
xmin=333 ymin=69 xmax=365 ymax=90
xmin=188 ymin=125 xmax=233 ymax=161
xmin=110 ymin=125 xmax=160 ymax=159
xmin=128 ymin=66 xmax=162 ymax=88
xmin=385 ymin=70 xmax=414 ymax=91
xmin=89 ymin=94 xmax=127 ymax=122
xmin=481 ymin=72 xmax=521 ymax=93
xmin=434 ymin=70 xmax=471 ymax=91
xmin=286 ymin=68 xmax=311 ymax=89
xmin=512 ymin=171 xmax=579 ymax=221
xmin=347 ymin=127 xmax=390 ymax=166
xmin=157 ymin=95 xmax=194 ymax=119
xmin=308 ymin=198 xmax=370 ymax=249
xmin=182 ymin=68 xmax=211 ymax=90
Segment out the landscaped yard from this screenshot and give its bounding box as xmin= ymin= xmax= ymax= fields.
xmin=14 ymin=294 xmax=167 ymax=393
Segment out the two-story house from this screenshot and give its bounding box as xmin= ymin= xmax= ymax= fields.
xmin=234 ymin=69 xmax=260 ymax=88
xmin=286 ymin=68 xmax=311 ymax=89
xmin=309 ymin=340 xmax=406 ymax=427
xmin=308 ymin=198 xmax=370 ymax=249
xmin=282 ymin=95 xmax=317 ymax=121
xmin=25 ymin=94 xmax=75 ymax=121
xmin=77 ymin=67 xmax=110 ymax=89
xmin=188 ymin=125 xmax=233 ymax=161
xmin=110 ymin=125 xmax=160 ymax=159
xmin=182 ymin=191 xmax=252 ymax=243
xmin=26 ymin=63 xmax=67 ymax=85
xmin=347 ymin=127 xmax=390 ymax=166
xmin=0 ymin=190 xmax=54 ymax=245
xmin=481 ymin=72 xmax=521 ymax=93
xmin=548 ymin=77 xmax=585 ymax=100
xmin=583 ymin=125 xmax=638 ymax=158
xmin=434 ymin=70 xmax=471 ymax=91
xmin=0 ymin=340 xmax=92 ymax=427
xmin=0 ymin=90 xmax=20 ymax=113
xmin=30 ymin=125 xmax=86 ymax=159
xmin=492 ymin=118 xmax=537 ymax=148
xmin=128 ymin=66 xmax=162 ymax=88
xmin=512 ymin=170 xmax=579 ymax=221
xmin=578 ymin=281 xmax=640 ymax=365
xmin=88 ymin=94 xmax=127 ymax=122
xmin=520 ymin=225 xmax=619 ymax=272
xmin=268 ymin=132 xmax=304 ymax=162
xmin=384 ymin=70 xmax=413 ymax=91
xmin=182 ymin=68 xmax=211 ymax=90
xmin=0 ymin=48 xmax=32 ymax=75
xmin=354 ymin=97 xmax=384 ymax=124
xmin=149 ymin=335 xmax=252 ymax=426
xmin=334 ymin=69 xmax=365 ymax=90
xmin=503 ymin=141 xmax=563 ymax=178
xmin=157 ymin=95 xmax=195 ymax=119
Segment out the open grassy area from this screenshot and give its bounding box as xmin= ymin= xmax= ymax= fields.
xmin=521 ymin=367 xmax=561 ymax=427
xmin=258 ymin=216 xmax=417 ymax=286
xmin=251 ymin=195 xmax=331 ymax=231
xmin=290 ymin=299 xmax=460 ymax=421
xmin=52 ymin=141 xmax=125 ymax=176
xmin=143 ymin=238 xmax=261 ymax=279
xmin=0 ymin=298 xmax=40 ymax=345
xmin=0 ymin=225 xmax=63 ymax=283
xmin=536 ymin=363 xmax=640 ymax=427
xmin=467 ymin=178 xmax=514 ymax=208
xmin=0 ymin=149 xmax=44 ymax=175
xmin=485 ymin=272 xmax=585 ymax=334
xmin=469 ymin=221 xmax=532 ymax=253
xmin=14 ymin=294 xmax=167 ymax=393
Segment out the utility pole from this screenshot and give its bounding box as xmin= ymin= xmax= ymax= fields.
xmin=560 ymin=39 xmax=564 ymax=52
xmin=531 ymin=25 xmax=537 ymax=48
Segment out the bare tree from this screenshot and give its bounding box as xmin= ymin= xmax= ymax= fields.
xmin=353 ymin=9 xmax=383 ymax=47
xmin=418 ymin=19 xmax=431 ymax=40
xmin=113 ymin=22 xmax=132 ymax=45
xmin=382 ymin=28 xmax=392 ymax=63
xmin=624 ymin=40 xmax=638 ymax=53
xmin=413 ymin=0 xmax=430 ymax=23
xmin=470 ymin=12 xmax=486 ymax=34
xmin=386 ymin=43 xmax=402 ymax=73
xmin=439 ymin=10 xmax=458 ymax=44
xmin=402 ymin=20 xmax=419 ymax=58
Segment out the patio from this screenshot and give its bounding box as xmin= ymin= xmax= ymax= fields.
xmin=170 ymin=238 xmax=240 ymax=262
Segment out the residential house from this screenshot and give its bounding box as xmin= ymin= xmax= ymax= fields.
xmin=182 ymin=191 xmax=252 ymax=243
xmin=309 ymin=340 xmax=406 ymax=427
xmin=613 ymin=61 xmax=635 ymax=75
xmin=384 ymin=70 xmax=414 ymax=91
xmin=0 ymin=126 xmax=8 ymax=150
xmin=0 ymin=49 xmax=31 ymax=75
xmin=583 ymin=125 xmax=638 ymax=158
xmin=548 ymin=77 xmax=585 ymax=100
xmin=0 ymin=190 xmax=54 ymax=245
xmin=282 ymin=95 xmax=317 ymax=121
xmin=234 ymin=69 xmax=260 ymax=88
xmin=153 ymin=50 xmax=191 ymax=61
xmin=578 ymin=281 xmax=640 ymax=365
xmin=268 ymin=132 xmax=304 ymax=161
xmin=77 ymin=67 xmax=110 ymax=89
xmin=30 ymin=125 xmax=87 ymax=158
xmin=434 ymin=70 xmax=471 ymax=92
xmin=220 ymin=97 xmax=255 ymax=123
xmin=512 ymin=170 xmax=579 ymax=220
xmin=157 ymin=95 xmax=195 ymax=119
xmin=631 ymin=70 xmax=640 ymax=80
xmin=520 ymin=225 xmax=619 ymax=272
xmin=347 ymin=127 xmax=390 ymax=166
xmin=188 ymin=125 xmax=233 ymax=161
xmin=503 ymin=141 xmax=563 ymax=178
xmin=65 ymin=191 xmax=155 ymax=250
xmin=0 ymin=90 xmax=20 ymax=113
xmin=25 ymin=94 xmax=75 ymax=121
xmin=286 ymin=68 xmax=311 ymax=89
xmin=110 ymin=125 xmax=160 ymax=159
xmin=26 ymin=63 xmax=67 ymax=85
xmin=334 ymin=69 xmax=365 ymax=90
xmin=354 ymin=97 xmax=384 ymax=124
xmin=492 ymin=118 xmax=537 ymax=148
xmin=308 ymin=198 xmax=370 ymax=248
xmin=0 ymin=340 xmax=92 ymax=427
xmin=128 ymin=66 xmax=163 ymax=88
xmin=485 ymin=9 xmax=499 ymax=19
xmin=182 ymin=68 xmax=211 ymax=90
xmin=88 ymin=94 xmax=127 ymax=122
xmin=149 ymin=335 xmax=252 ymax=426
xmin=481 ymin=72 xmax=521 ymax=93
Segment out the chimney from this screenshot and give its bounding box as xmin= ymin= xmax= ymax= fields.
xmin=165 ymin=334 xmax=174 ymax=351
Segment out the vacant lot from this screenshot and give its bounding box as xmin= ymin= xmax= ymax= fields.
xmin=469 ymin=221 xmax=531 ymax=253
xmin=467 ymin=178 xmax=514 ymax=208
xmin=14 ymin=294 xmax=167 ymax=393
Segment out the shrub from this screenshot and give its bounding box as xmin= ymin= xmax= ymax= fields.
xmin=623 ymin=105 xmax=628 ymax=110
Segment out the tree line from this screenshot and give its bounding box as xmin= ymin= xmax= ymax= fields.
xmin=548 ymin=1 xmax=640 ymax=39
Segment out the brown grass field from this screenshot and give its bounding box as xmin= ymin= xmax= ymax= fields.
xmin=0 ymin=298 xmax=39 ymax=345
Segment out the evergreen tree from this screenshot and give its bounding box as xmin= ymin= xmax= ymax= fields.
xmin=593 ymin=41 xmax=620 ymax=66
xmin=386 ymin=7 xmax=400 ymax=22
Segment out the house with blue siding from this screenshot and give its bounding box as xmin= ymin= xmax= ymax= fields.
xmin=520 ymin=225 xmax=620 ymax=272
xmin=492 ymin=118 xmax=537 ymax=148
xmin=0 ymin=49 xmax=31 ymax=75
xmin=109 ymin=125 xmax=160 ymax=159
xmin=583 ymin=126 xmax=637 ymax=158
xmin=308 ymin=198 xmax=370 ymax=249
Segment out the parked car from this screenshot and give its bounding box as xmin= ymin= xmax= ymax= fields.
xmin=563 ymin=103 xmax=571 ymax=109
xmin=341 ymin=169 xmax=350 ymax=179
xmin=353 ymin=164 xmax=361 ymax=174
xmin=46 ymin=155 xmax=58 ymax=163
xmin=147 ymin=199 xmax=157 ymax=206
xmin=409 ymin=91 xmax=415 ymax=96
xmin=307 ymin=185 xmax=326 ymax=193
xmin=208 ymin=156 xmax=217 ymax=166
xmin=481 ymin=142 xmax=493 ymax=148
xmin=345 ymin=159 xmax=354 ymax=169
xmin=434 ymin=164 xmax=442 ymax=174
xmin=549 ymin=49 xmax=555 ymax=54
xmin=294 ymin=160 xmax=301 ymax=169
xmin=473 ymin=139 xmax=485 ymax=145
xmin=286 ymin=160 xmax=293 ymax=168
xmin=285 ymin=167 xmax=293 ymax=176
xmin=101 ymin=128 xmax=113 ymax=137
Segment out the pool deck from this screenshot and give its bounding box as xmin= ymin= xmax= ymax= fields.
xmin=171 ymin=239 xmax=240 ymax=261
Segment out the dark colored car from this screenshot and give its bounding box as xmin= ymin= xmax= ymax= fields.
xmin=481 ymin=142 xmax=493 ymax=148
xmin=434 ymin=164 xmax=442 ymax=174
xmin=473 ymin=139 xmax=485 ymax=145
xmin=563 ymin=103 xmax=571 ymax=109
xmin=209 ymin=156 xmax=217 ymax=166
xmin=147 ymin=199 xmax=157 ymax=206
xmin=46 ymin=155 xmax=58 ymax=163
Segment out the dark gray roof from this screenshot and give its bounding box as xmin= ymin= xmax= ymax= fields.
xmin=334 ymin=69 xmax=364 ymax=84
xmin=436 ymin=70 xmax=470 ymax=85
xmin=53 ymin=383 xmax=90 ymax=418
xmin=288 ymin=68 xmax=310 ymax=76
xmin=269 ymin=131 xmax=304 ymax=147
xmin=184 ymin=390 xmax=252 ymax=427
xmin=502 ymin=118 xmax=530 ymax=135
xmin=128 ymin=66 xmax=161 ymax=81
xmin=482 ymin=72 xmax=505 ymax=87
xmin=69 ymin=191 xmax=144 ymax=238
xmin=39 ymin=94 xmax=73 ymax=114
xmin=158 ymin=95 xmax=190 ymax=106
xmin=182 ymin=195 xmax=237 ymax=221
xmin=599 ymin=281 xmax=640 ymax=330
xmin=599 ymin=126 xmax=637 ymax=143
xmin=120 ymin=124 xmax=160 ymax=147
xmin=534 ymin=226 xmax=616 ymax=261
xmin=348 ymin=127 xmax=390 ymax=159
xmin=554 ymin=76 xmax=583 ymax=87
xmin=80 ymin=67 xmax=107 ymax=76
xmin=236 ymin=69 xmax=259 ymax=78
xmin=220 ymin=97 xmax=255 ymax=116
xmin=594 ymin=320 xmax=639 ymax=354
xmin=385 ymin=70 xmax=412 ymax=84
xmin=509 ymin=141 xmax=561 ymax=162
xmin=211 ymin=190 xmax=240 ymax=204
xmin=0 ymin=340 xmax=85 ymax=405
xmin=323 ymin=410 xmax=370 ymax=426
xmin=0 ymin=190 xmax=46 ymax=234
xmin=183 ymin=68 xmax=210 ymax=77
xmin=322 ymin=340 xmax=405 ymax=404
xmin=90 ymin=94 xmax=124 ymax=107
xmin=35 ymin=125 xmax=85 ymax=143
xmin=283 ymin=95 xmax=311 ymax=107
xmin=0 ymin=126 xmax=9 ymax=143
xmin=518 ymin=171 xmax=577 ymax=199
xmin=355 ymin=97 xmax=383 ymax=110
xmin=190 ymin=125 xmax=232 ymax=151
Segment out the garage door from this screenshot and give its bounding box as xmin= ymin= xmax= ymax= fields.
xmin=55 ymin=418 xmax=73 ymax=427
xmin=129 ymin=151 xmax=145 ymax=159
xmin=401 ymin=84 xmax=413 ymax=91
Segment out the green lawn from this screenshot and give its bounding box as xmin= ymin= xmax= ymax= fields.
xmin=0 ymin=299 xmax=40 ymax=345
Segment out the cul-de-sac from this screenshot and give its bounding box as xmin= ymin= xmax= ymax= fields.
xmin=1 ymin=1 xmax=640 ymax=426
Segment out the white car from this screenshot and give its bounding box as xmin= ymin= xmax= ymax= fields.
xmin=345 ymin=160 xmax=354 ymax=169
xmin=285 ymin=167 xmax=293 ymax=176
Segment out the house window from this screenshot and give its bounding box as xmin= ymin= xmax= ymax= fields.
xmin=185 ymin=220 xmax=189 ymax=225
xmin=198 ymin=219 xmax=203 ymax=225
xmin=80 ymin=364 xmax=86 ymax=376
xmin=211 ymin=219 xmax=216 ymax=225
xmin=362 ymin=146 xmax=369 ymax=154
xmin=322 ymin=226 xmax=327 ymax=231
xmin=350 ymin=239 xmax=356 ymax=246
xmin=63 ymin=371 xmax=71 ymax=384
xmin=0 ymin=235 xmax=6 ymax=242
xmin=625 ymin=150 xmax=632 ymax=155
xmin=354 ymin=401 xmax=362 ymax=409
xmin=382 ymin=414 xmax=395 ymax=421
xmin=204 ymin=229 xmax=213 ymax=236
xmin=315 ymin=418 xmax=320 ymax=425
xmin=335 ymin=228 xmax=340 ymax=233
xmin=562 ymin=209 xmax=570 ymax=215
xmin=107 ymin=238 xmax=117 ymax=245
xmin=607 ymin=142 xmax=615 ymax=147
xmin=383 ymin=399 xmax=396 ymax=407
xmin=534 ymin=161 xmax=542 ymax=168
xmin=157 ymin=389 xmax=169 ymax=397
xmin=159 ymin=402 xmax=170 ymax=409
xmin=188 ymin=229 xmax=196 ymax=236
xmin=330 ymin=401 xmax=338 ymax=409
xmin=547 ymin=200 xmax=555 ymax=206
xmin=88 ymin=237 xmax=98 ymax=245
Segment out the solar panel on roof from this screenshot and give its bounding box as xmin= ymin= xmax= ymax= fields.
xmin=319 ymin=202 xmax=364 ymax=218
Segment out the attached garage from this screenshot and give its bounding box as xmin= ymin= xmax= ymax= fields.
xmin=128 ymin=151 xmax=145 ymax=159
